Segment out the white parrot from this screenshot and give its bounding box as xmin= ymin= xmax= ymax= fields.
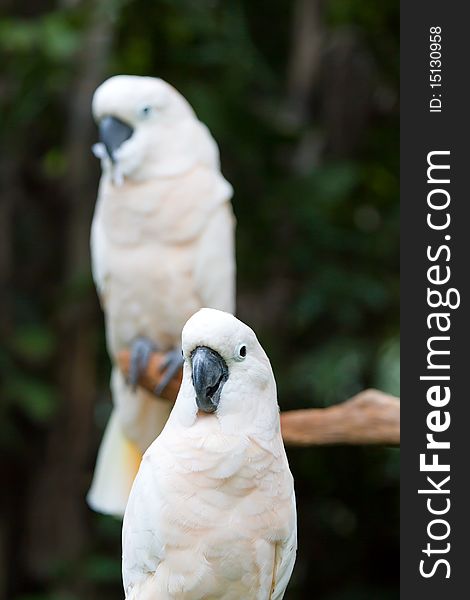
xmin=88 ymin=76 xmax=236 ymax=517
xmin=122 ymin=308 xmax=297 ymax=600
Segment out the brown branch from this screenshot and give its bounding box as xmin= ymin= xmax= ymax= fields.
xmin=117 ymin=351 xmax=400 ymax=446
xmin=281 ymin=389 xmax=400 ymax=446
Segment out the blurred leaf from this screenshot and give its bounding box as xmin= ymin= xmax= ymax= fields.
xmin=6 ymin=377 xmax=58 ymax=422
xmin=11 ymin=324 xmax=56 ymax=363
xmin=43 ymin=147 xmax=67 ymax=179
xmin=40 ymin=14 xmax=80 ymax=60
xmin=374 ymin=336 xmax=400 ymax=396
xmin=83 ymin=555 xmax=121 ymax=583
xmin=289 ymin=338 xmax=369 ymax=407
xmin=0 ymin=14 xmax=79 ymax=60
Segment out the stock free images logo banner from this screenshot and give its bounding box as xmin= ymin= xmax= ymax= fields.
xmin=401 ymin=2 xmax=470 ymax=597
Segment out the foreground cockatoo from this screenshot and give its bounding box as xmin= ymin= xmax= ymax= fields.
xmin=122 ymin=308 xmax=297 ymax=599
xmin=88 ymin=76 xmax=236 ymax=517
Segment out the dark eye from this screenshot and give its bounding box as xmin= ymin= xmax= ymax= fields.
xmin=140 ymin=105 xmax=152 ymax=118
xmin=236 ymin=344 xmax=247 ymax=361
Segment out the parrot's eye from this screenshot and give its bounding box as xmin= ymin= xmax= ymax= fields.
xmin=235 ymin=344 xmax=247 ymax=361
xmin=139 ymin=105 xmax=153 ymax=119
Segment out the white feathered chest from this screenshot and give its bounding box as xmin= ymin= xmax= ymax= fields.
xmin=91 ymin=166 xmax=233 ymax=354
xmin=122 ymin=423 xmax=295 ymax=600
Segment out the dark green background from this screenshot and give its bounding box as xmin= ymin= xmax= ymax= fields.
xmin=0 ymin=0 xmax=399 ymax=598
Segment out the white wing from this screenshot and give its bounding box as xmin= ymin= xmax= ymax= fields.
xmin=122 ymin=452 xmax=165 ymax=597
xmin=271 ymin=492 xmax=297 ymax=600
xmin=193 ymin=199 xmax=236 ymax=314
xmin=90 ymin=200 xmax=109 ymax=305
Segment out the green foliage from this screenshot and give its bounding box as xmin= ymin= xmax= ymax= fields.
xmin=11 ymin=324 xmax=56 ymax=363
xmin=0 ymin=14 xmax=80 ymax=59
xmin=6 ymin=376 xmax=57 ymax=423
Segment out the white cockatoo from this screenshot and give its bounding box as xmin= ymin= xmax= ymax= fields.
xmin=88 ymin=76 xmax=236 ymax=517
xmin=122 ymin=308 xmax=297 ymax=600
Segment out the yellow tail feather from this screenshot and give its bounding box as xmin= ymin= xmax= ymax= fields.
xmin=87 ymin=409 xmax=142 ymax=518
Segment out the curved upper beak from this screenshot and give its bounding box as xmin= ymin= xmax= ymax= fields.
xmin=99 ymin=116 xmax=134 ymax=162
xmin=191 ymin=346 xmax=228 ymax=413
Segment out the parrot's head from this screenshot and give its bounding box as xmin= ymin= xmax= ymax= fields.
xmin=92 ymin=75 xmax=219 ymax=184
xmin=177 ymin=308 xmax=279 ymax=434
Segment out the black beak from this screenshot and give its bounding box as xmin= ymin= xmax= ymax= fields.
xmin=191 ymin=346 xmax=228 ymax=413
xmin=99 ymin=116 xmax=134 ymax=162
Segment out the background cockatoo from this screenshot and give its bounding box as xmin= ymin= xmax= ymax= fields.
xmin=122 ymin=308 xmax=297 ymax=600
xmin=88 ymin=76 xmax=236 ymax=517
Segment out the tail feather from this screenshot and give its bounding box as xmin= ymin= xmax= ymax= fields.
xmin=88 ymin=368 xmax=172 ymax=517
xmin=87 ymin=409 xmax=142 ymax=518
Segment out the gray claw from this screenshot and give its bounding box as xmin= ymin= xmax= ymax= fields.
xmin=129 ymin=337 xmax=159 ymax=389
xmin=154 ymin=347 xmax=184 ymax=396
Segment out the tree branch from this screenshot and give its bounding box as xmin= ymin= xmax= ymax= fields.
xmin=117 ymin=350 xmax=400 ymax=446
xmin=280 ymin=389 xmax=400 ymax=446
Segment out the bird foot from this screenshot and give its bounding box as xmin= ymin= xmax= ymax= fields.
xmin=128 ymin=337 xmax=159 ymax=389
xmin=155 ymin=347 xmax=184 ymax=396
